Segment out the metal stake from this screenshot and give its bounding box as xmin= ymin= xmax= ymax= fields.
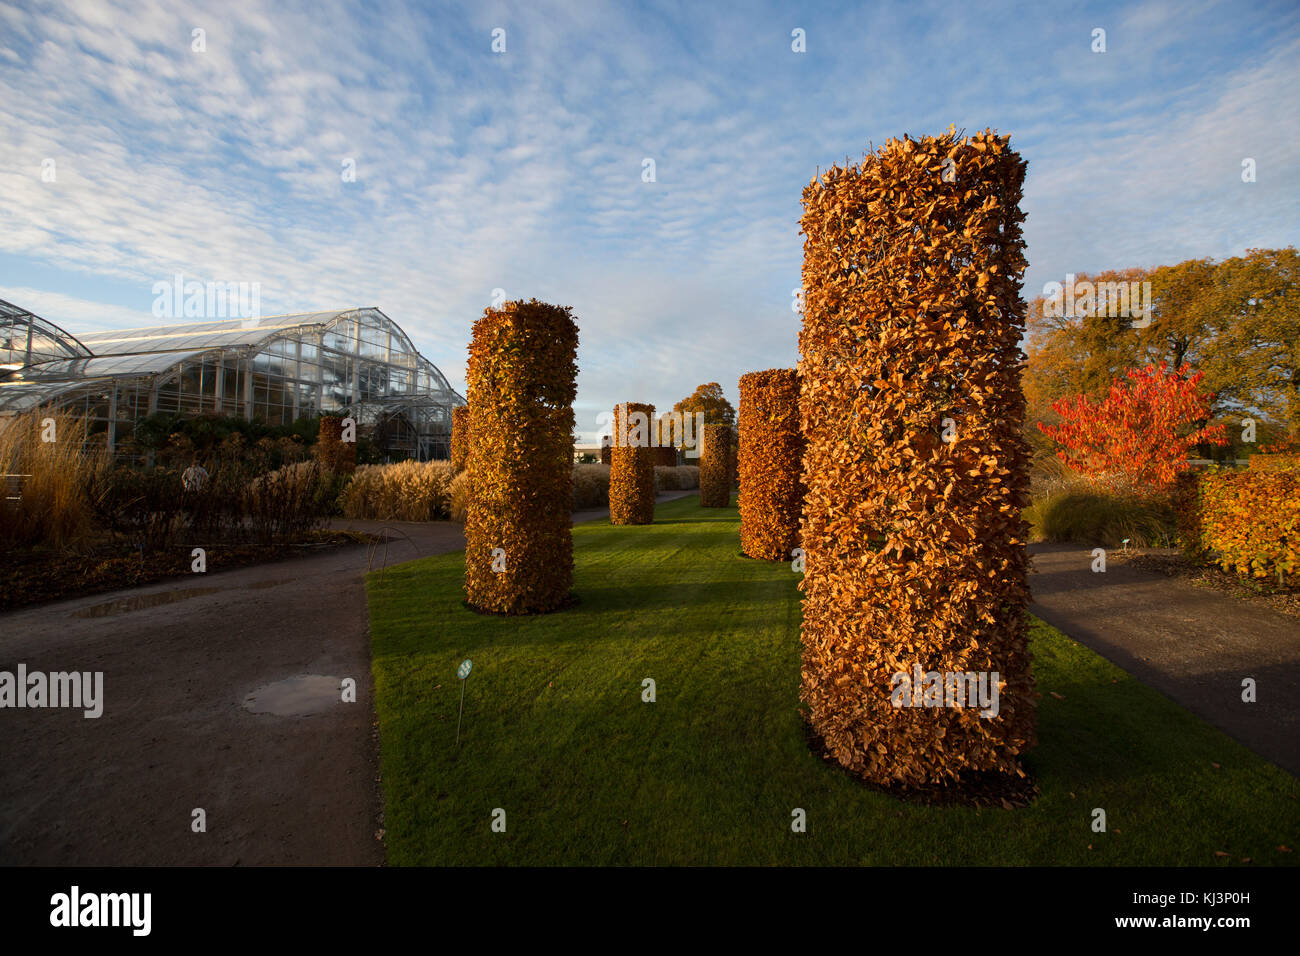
xmin=456 ymin=675 xmax=467 ymax=746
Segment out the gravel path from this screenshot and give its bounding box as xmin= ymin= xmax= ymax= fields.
xmin=0 ymin=491 xmax=692 ymax=865
xmin=1029 ymin=543 xmax=1300 ymax=776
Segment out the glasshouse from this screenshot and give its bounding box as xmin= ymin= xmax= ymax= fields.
xmin=0 ymin=300 xmax=464 ymax=460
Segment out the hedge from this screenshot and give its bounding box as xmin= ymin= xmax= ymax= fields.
xmin=1248 ymin=453 xmax=1300 ymax=473
xmin=653 ymin=445 xmax=679 ymax=467
xmin=609 ymin=402 xmax=656 ymax=525
xmin=738 ymin=368 xmax=804 ymax=560
xmin=572 ymin=463 xmax=611 ymax=510
xmin=797 ymin=128 xmax=1036 ymax=790
xmin=699 ymin=424 xmax=733 ymax=508
xmin=654 ymin=465 xmax=699 ymax=491
xmin=463 ymin=299 xmax=579 ymax=614
xmin=1177 ymin=468 xmax=1299 ymax=582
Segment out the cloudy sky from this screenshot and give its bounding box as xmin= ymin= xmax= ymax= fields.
xmin=2 ymin=0 xmax=1298 ymax=441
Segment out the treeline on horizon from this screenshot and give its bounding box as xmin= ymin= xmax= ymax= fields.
xmin=1024 ymin=247 xmax=1299 ymax=458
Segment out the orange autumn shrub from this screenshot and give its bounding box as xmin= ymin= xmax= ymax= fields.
xmin=315 ymin=415 xmax=356 ymax=474
xmin=1037 ymin=363 xmax=1226 ymax=493
xmin=699 ymin=424 xmax=733 ymax=508
xmin=798 ymin=128 xmax=1035 ymax=790
xmin=609 ymin=402 xmax=655 ymax=525
xmin=1247 ymin=453 xmax=1300 ymax=473
xmin=738 ymin=368 xmax=804 ymax=560
xmin=1177 ymin=467 xmax=1299 ymax=582
xmin=450 ymin=405 xmax=470 ymax=473
xmin=463 ymin=299 xmax=578 ymax=614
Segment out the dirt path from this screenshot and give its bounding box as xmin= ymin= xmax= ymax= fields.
xmin=1029 ymin=543 xmax=1300 ymax=776
xmin=0 ymin=491 xmax=692 ymax=865
xmin=0 ymin=524 xmax=459 ymax=866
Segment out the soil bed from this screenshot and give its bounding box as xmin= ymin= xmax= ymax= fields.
xmin=0 ymin=529 xmax=376 ymax=611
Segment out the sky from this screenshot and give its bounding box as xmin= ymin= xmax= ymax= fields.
xmin=2 ymin=0 xmax=1298 ymax=443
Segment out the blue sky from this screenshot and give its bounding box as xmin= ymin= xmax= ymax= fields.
xmin=2 ymin=0 xmax=1298 ymax=441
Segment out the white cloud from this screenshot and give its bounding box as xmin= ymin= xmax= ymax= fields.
xmin=0 ymin=286 xmax=155 ymax=335
xmin=0 ymin=0 xmax=1297 ymax=426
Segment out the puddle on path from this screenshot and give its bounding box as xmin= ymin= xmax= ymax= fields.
xmin=72 ymin=587 xmax=223 ymax=618
xmin=242 ymin=675 xmax=344 ymax=717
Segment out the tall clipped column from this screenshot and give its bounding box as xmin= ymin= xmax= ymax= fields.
xmin=699 ymin=423 xmax=733 ymax=508
xmin=798 ymin=129 xmax=1035 ymax=789
xmin=450 ymin=405 xmax=470 ymax=473
xmin=609 ymin=402 xmax=655 ymax=525
xmin=464 ymin=299 xmax=578 ymax=614
xmin=738 ymin=369 xmax=804 ymax=560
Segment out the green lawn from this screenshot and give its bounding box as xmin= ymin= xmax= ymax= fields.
xmin=367 ymin=495 xmax=1299 ymax=865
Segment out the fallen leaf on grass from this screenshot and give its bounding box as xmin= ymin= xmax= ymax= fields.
xmin=1050 ymin=691 xmax=1065 ymax=700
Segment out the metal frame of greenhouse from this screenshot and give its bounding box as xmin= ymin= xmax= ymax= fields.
xmin=0 ymin=300 xmax=465 ymax=461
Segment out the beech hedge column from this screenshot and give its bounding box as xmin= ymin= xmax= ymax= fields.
xmin=450 ymin=405 xmax=470 ymax=473
xmin=464 ymin=299 xmax=578 ymax=614
xmin=738 ymin=368 xmax=804 ymax=560
xmin=699 ymin=424 xmax=733 ymax=508
xmin=797 ymin=129 xmax=1036 ymax=789
xmin=609 ymin=402 xmax=655 ymax=525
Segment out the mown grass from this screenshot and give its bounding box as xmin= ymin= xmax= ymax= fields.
xmin=368 ymin=495 xmax=1298 ymax=865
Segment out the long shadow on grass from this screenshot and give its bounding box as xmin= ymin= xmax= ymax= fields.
xmin=645 ymin=512 xmax=739 ymax=525
xmin=573 ymin=515 xmax=740 ymax=533
xmin=571 ymin=580 xmax=793 ymax=615
xmin=412 ymin=576 xmax=794 ymax=627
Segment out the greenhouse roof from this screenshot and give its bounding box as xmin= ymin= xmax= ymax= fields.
xmin=13 ymin=350 xmax=212 ymax=380
xmin=74 ymin=309 xmax=391 ymax=356
xmin=0 ymin=298 xmax=93 ymax=367
xmin=0 ymin=305 xmax=465 ymax=413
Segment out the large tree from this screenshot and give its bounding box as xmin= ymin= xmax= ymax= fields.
xmin=1024 ymin=248 xmax=1299 ymax=450
xmin=659 ymin=382 xmax=736 ymax=448
xmin=1203 ymin=248 xmax=1300 ymax=431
